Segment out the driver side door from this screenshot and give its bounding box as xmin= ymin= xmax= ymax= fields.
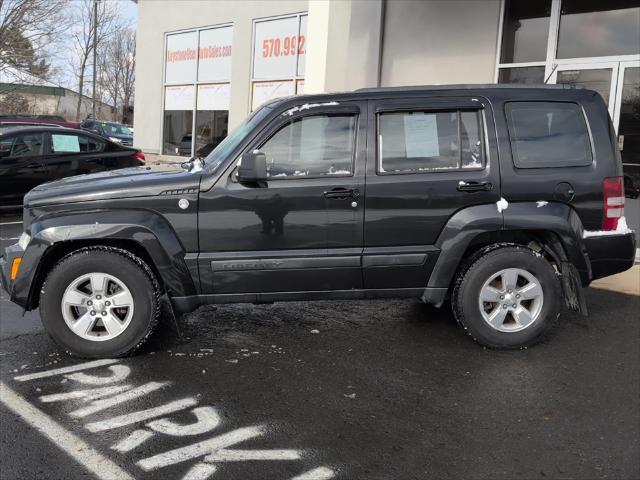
xmin=197 ymin=103 xmax=366 ymax=296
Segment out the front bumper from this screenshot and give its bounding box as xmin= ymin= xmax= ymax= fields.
xmin=584 ymin=232 xmax=637 ymax=281
xmin=0 ymin=243 xmax=26 ymax=305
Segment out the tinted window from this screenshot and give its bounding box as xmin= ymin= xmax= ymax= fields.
xmin=498 ymin=66 xmax=546 ymax=84
xmin=500 ymin=0 xmax=552 ymax=63
xmin=51 ymin=134 xmax=106 ymax=153
xmin=505 ymin=102 xmax=592 ymax=168
xmin=260 ymin=115 xmax=356 ymax=178
xmin=557 ymin=0 xmax=640 ymax=59
xmin=378 ymin=110 xmax=484 ymax=174
xmin=0 ymin=133 xmax=44 ymax=159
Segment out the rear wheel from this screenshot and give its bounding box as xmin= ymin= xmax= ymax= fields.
xmin=452 ymin=245 xmax=561 ymax=348
xmin=40 ymin=247 xmax=160 ymax=358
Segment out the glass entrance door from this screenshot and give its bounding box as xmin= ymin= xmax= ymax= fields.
xmin=614 ymin=63 xmax=640 ymax=179
xmin=552 ymin=61 xmax=640 ymax=181
xmin=551 ymin=62 xmax=618 ymax=117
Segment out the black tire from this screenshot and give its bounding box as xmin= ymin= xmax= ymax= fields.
xmin=40 ymin=246 xmax=160 ymax=358
xmin=451 ymin=244 xmax=561 ymax=349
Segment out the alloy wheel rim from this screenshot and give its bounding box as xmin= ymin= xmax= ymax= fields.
xmin=61 ymin=272 xmax=134 ymax=341
xmin=478 ymin=268 xmax=544 ymax=333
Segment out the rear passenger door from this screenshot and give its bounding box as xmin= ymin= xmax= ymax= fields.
xmin=46 ymin=131 xmax=108 ymax=179
xmin=364 ymin=97 xmax=500 ymax=288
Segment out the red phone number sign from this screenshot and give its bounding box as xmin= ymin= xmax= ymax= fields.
xmin=262 ymin=35 xmax=306 ymax=58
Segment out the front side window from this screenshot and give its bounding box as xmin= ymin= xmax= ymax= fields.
xmin=0 ymin=133 xmax=44 ymax=159
xmin=505 ymin=102 xmax=593 ymax=168
xmin=260 ymin=114 xmax=356 ymax=178
xmin=378 ymin=110 xmax=484 ymax=174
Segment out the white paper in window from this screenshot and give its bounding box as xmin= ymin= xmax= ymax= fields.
xmin=251 ymin=81 xmax=295 ymax=110
xmin=197 ymin=83 xmax=230 ymax=110
xmin=52 ymin=134 xmax=80 ymax=152
xmin=404 ymin=113 xmax=439 ymax=158
xmin=164 ymin=85 xmax=195 ymax=110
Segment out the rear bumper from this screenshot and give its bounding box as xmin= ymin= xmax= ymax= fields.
xmin=584 ymin=232 xmax=636 ymax=281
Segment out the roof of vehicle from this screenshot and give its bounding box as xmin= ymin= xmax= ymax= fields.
xmin=0 ymin=126 xmax=136 ymax=148
xmin=266 ymin=83 xmax=594 ymax=109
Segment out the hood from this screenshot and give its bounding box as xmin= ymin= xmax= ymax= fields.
xmin=24 ymin=163 xmax=201 ymax=207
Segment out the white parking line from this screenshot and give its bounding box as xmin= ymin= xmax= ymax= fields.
xmin=0 ymin=237 xmax=19 ymax=241
xmin=0 ymin=381 xmax=135 ymax=480
xmin=14 ymin=359 xmax=119 ymax=381
xmin=0 ymin=221 xmax=22 ymax=225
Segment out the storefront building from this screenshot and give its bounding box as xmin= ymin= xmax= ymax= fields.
xmin=134 ymin=0 xmax=639 ymax=174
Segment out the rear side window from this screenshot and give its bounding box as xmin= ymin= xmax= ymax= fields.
xmin=378 ymin=109 xmax=484 ymax=174
xmin=505 ymin=102 xmax=592 ymax=168
xmin=51 ymin=134 xmax=106 ymax=153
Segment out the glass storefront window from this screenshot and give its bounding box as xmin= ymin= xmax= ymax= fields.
xmin=194 ymin=111 xmax=229 ymax=158
xmin=498 ymin=67 xmax=546 ymax=84
xmin=556 ymin=69 xmax=613 ymax=105
xmin=500 ymin=0 xmax=552 ymax=63
xmin=163 ymin=111 xmax=193 ymax=156
xmin=163 ymin=25 xmax=233 ymax=157
xmin=557 ymin=0 xmax=640 ymax=59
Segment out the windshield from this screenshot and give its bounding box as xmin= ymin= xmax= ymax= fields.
xmin=203 ymin=106 xmax=272 ymax=171
xmin=102 ymin=122 xmax=132 ymax=136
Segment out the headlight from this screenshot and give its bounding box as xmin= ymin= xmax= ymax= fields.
xmin=108 ymin=137 xmax=122 ymax=143
xmin=18 ymin=232 xmax=31 ymax=250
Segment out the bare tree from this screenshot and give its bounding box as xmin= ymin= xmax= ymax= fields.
xmin=68 ymin=0 xmax=120 ymax=121
xmin=0 ymin=0 xmax=65 ymax=90
xmin=98 ymin=25 xmax=135 ymax=122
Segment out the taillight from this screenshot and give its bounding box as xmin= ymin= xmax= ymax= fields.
xmin=602 ymin=176 xmax=624 ymax=231
xmin=133 ymin=152 xmax=145 ymax=162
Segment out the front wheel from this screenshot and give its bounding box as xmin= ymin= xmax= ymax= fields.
xmin=452 ymin=245 xmax=561 ymax=348
xmin=40 ymin=247 xmax=160 ymax=358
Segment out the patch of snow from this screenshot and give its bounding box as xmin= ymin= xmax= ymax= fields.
xmin=496 ymin=197 xmax=509 ymax=213
xmin=583 ymin=216 xmax=633 ymax=238
xmin=282 ymin=101 xmax=340 ymax=117
xmin=536 ymin=201 xmax=548 ymax=208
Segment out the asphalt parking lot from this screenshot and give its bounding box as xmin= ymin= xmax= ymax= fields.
xmin=1 ymin=212 xmax=639 ymax=480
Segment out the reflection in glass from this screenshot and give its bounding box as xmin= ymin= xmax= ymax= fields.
xmin=498 ymin=67 xmax=546 ymax=84
xmin=556 ymin=69 xmax=612 ymax=105
xmin=506 ymin=102 xmax=592 ymax=169
xmin=260 ymin=115 xmax=355 ymax=178
xmin=500 ymin=0 xmax=552 ymax=63
xmin=194 ymin=111 xmax=228 ymax=158
xmin=557 ymin=0 xmax=640 ymax=59
xmin=619 ymin=67 xmax=640 ymax=173
xmin=163 ymin=111 xmax=193 ymax=156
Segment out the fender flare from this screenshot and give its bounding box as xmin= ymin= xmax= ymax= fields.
xmin=14 ymin=209 xmax=196 ymax=309
xmin=427 ymin=202 xmax=591 ymax=290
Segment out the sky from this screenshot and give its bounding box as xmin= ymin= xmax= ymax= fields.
xmin=50 ymin=0 xmax=138 ymax=92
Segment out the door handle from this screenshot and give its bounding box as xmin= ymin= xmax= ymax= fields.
xmin=323 ymin=188 xmax=359 ymax=200
xmin=457 ymin=181 xmax=492 ymax=192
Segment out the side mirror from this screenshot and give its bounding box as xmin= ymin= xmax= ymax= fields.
xmin=238 ymin=150 xmax=267 ymax=184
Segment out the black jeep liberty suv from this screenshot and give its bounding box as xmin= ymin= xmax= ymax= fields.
xmin=1 ymin=85 xmax=636 ymax=358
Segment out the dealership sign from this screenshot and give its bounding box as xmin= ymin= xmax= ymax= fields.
xmin=165 ymin=26 xmax=233 ymax=84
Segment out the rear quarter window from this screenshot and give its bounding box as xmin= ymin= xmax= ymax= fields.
xmin=505 ymin=101 xmax=593 ymax=168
